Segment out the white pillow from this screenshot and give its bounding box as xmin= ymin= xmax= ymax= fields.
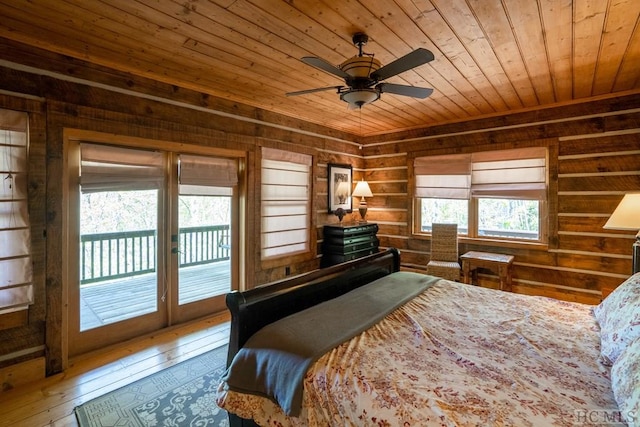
xmin=593 ymin=272 xmax=640 ymax=365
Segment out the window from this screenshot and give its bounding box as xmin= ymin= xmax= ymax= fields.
xmin=414 ymin=147 xmax=547 ymax=243
xmin=261 ymin=148 xmax=312 ymax=259
xmin=0 ymin=109 xmax=33 ymax=316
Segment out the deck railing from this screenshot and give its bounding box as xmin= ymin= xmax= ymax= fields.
xmin=80 ymin=225 xmax=230 ymax=284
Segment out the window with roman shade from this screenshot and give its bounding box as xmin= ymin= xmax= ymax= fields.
xmin=414 ymin=147 xmax=547 ymax=242
xmin=261 ymin=147 xmax=312 ymax=259
xmin=0 ymin=108 xmax=33 ymax=316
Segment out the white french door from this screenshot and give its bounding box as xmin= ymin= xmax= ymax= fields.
xmin=67 ymin=140 xmax=239 ymax=357
xmin=169 ymin=153 xmax=238 ymax=323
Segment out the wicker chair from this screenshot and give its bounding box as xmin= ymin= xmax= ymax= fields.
xmin=426 ymin=223 xmax=461 ymax=281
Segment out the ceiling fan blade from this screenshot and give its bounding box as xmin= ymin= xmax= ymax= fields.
xmin=370 ymin=48 xmax=434 ymax=81
xmin=377 ymin=83 xmax=433 ymax=99
xmin=301 ymin=57 xmax=351 ymax=80
xmin=286 ymin=86 xmax=344 ymax=96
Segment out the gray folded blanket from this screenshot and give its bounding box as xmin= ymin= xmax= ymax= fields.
xmin=222 ymin=271 xmax=439 ymax=416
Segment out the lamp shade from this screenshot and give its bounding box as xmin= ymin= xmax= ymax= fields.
xmin=604 ymin=193 xmax=640 ymax=230
xmin=353 ymin=180 xmax=373 ymax=198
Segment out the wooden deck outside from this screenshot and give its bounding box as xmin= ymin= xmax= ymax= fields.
xmin=80 ymin=261 xmax=231 ymax=330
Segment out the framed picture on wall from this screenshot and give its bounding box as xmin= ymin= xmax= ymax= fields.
xmin=327 ymin=163 xmax=352 ymax=213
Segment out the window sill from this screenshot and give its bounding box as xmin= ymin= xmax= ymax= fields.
xmin=458 ymin=236 xmax=548 ymax=251
xmin=413 ymin=232 xmax=548 ymax=251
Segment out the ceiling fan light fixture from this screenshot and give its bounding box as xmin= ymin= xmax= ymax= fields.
xmin=340 ymin=89 xmax=380 ymax=109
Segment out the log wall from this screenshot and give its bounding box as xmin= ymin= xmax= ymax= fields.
xmin=361 ymin=98 xmax=640 ymax=304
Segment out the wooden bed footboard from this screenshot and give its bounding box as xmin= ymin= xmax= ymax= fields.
xmin=225 ymin=248 xmax=400 ymax=365
xmin=223 ymin=248 xmax=400 ymax=427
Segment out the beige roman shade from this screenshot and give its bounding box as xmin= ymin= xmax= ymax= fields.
xmin=179 ymin=154 xmax=238 ymax=196
xmin=415 ymin=148 xmax=547 ymax=200
xmin=414 ymin=154 xmax=472 ymax=199
xmin=471 ymin=147 xmax=547 ymax=199
xmin=0 ymin=108 xmax=33 ymax=315
xmin=261 ymin=147 xmax=312 ymax=259
xmin=80 ymin=143 xmax=165 ymax=193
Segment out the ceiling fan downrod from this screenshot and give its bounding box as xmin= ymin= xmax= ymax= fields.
xmin=352 ymin=32 xmax=369 ymax=57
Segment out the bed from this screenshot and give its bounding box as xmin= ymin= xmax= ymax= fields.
xmin=216 ymin=248 xmax=640 ymax=427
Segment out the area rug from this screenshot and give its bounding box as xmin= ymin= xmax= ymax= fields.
xmin=75 ymin=345 xmax=229 ymax=427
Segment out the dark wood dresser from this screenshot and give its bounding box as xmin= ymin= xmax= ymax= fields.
xmin=321 ymin=223 xmax=379 ymax=267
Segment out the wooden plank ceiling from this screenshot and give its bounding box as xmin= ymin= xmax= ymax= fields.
xmin=0 ymin=0 xmax=639 ymax=136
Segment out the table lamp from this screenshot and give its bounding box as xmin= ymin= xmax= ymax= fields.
xmin=352 ymin=180 xmax=373 ymax=222
xmin=604 ymin=193 xmax=640 ymax=274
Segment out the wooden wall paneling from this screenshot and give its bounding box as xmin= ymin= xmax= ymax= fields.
xmin=365 ymin=168 xmax=408 ymax=183
xmin=0 ymin=311 xmax=28 ymax=332
xmin=558 ymin=215 xmax=611 ymax=233
xmin=513 ymin=282 xmax=599 ymax=304
xmin=559 ymin=154 xmax=640 ymax=175
xmin=365 ymin=153 xmax=407 ymax=169
xmin=515 ymin=265 xmax=621 ymax=293
xmin=365 ymin=100 xmax=640 ymax=301
xmin=364 ymin=96 xmax=640 ymax=149
xmin=559 ymin=175 xmax=640 ymax=192
xmin=557 ymin=230 xmax=634 ymax=255
xmin=25 ymin=109 xmax=48 ymax=325
xmin=371 ymin=209 xmax=408 ymax=224
xmin=557 ymin=194 xmax=624 ymax=214
xmin=556 ymin=253 xmax=631 ymax=277
xmin=558 ymin=133 xmax=640 ymax=158
xmin=44 ymin=119 xmax=65 ymax=375
xmin=377 ymin=224 xmax=407 ymax=239
xmin=557 ymin=130 xmax=640 ymax=283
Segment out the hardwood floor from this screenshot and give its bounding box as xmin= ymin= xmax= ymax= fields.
xmin=0 ymin=313 xmax=230 ymax=427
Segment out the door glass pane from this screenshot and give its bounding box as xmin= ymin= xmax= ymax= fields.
xmin=79 ymin=190 xmax=159 ymax=331
xmin=178 ymin=194 xmax=231 ymax=305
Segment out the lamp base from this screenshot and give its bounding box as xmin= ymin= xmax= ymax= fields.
xmin=357 ymin=198 xmax=368 ymax=223
xmin=358 ymin=206 xmax=368 ymax=223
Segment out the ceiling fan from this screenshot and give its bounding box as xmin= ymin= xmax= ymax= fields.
xmin=286 ymin=33 xmax=434 ymax=109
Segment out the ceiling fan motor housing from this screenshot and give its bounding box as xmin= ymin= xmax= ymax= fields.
xmin=340 ymin=56 xmax=381 ymax=80
xmin=339 ymin=54 xmax=382 ymax=107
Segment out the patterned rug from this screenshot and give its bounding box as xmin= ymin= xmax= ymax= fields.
xmin=75 ymin=345 xmax=229 ymax=427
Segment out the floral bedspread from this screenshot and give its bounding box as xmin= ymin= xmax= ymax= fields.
xmin=217 ymin=277 xmax=619 ymax=426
